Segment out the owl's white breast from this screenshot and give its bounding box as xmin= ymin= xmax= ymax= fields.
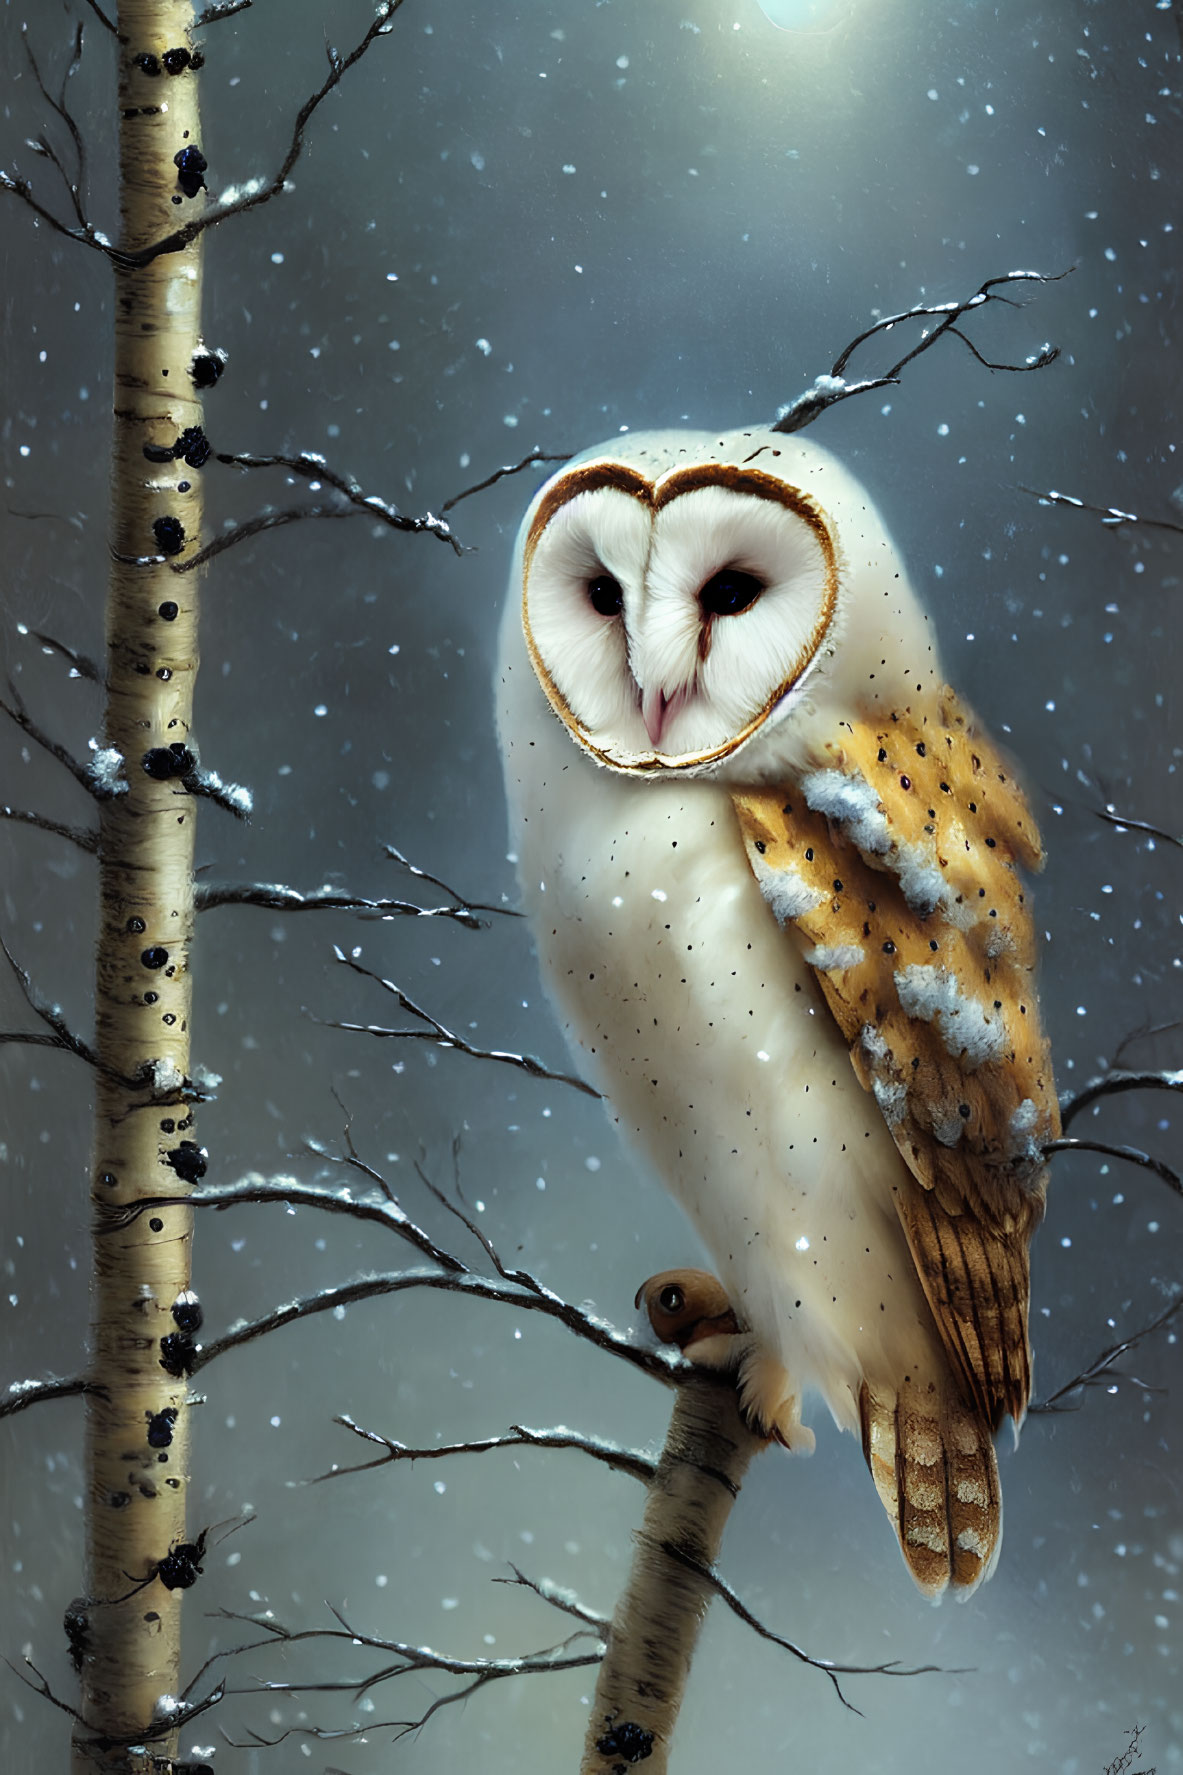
xmin=497 ymin=604 xmax=949 ymax=1436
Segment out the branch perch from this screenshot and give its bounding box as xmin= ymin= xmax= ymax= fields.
xmin=580 ymin=1376 xmax=765 ymax=1774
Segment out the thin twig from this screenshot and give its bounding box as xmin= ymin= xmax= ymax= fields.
xmin=771 ymin=270 xmax=1066 ymax=434
xmin=0 ymin=1374 xmax=94 ymax=1422
xmin=81 ymin=0 xmax=116 ymax=33
xmin=1060 ymin=1068 xmax=1183 ymax=1131
xmin=1044 ymin=1136 xmax=1181 ymax=1196
xmin=325 ymin=948 xmax=601 ymax=1099
xmin=21 ymin=22 xmax=88 ymax=231
xmin=142 ymin=2 xmax=410 ymax=268
xmin=0 ymin=935 xmax=102 ymax=1070
xmin=1021 ymin=485 xmax=1183 ymax=537
xmin=299 ymin=1413 xmax=657 ymax=1487
xmin=1095 ymin=806 xmax=1182 ymax=849
xmin=659 ymin=1543 xmax=955 ymax=1715
xmin=0 ymin=681 xmax=103 ymax=797
xmin=1031 ymin=1290 xmax=1183 ymax=1413
xmin=214 ymin=448 xmax=463 ymax=553
xmin=28 ymin=629 xmax=103 ymax=683
xmin=194 ymin=879 xmax=489 ymax=928
xmin=498 ymin=1564 xmax=613 ymax=1632
xmin=100 ymin=1174 xmax=468 ymax=1274
xmin=0 ymin=807 xmax=99 ymax=851
xmin=439 ymin=450 xmax=571 ymax=513
xmin=383 ymin=842 xmax=516 ymax=919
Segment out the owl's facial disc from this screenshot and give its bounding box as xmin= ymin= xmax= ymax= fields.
xmin=522 ymin=461 xmax=839 ymax=774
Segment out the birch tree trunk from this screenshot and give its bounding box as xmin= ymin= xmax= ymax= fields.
xmin=75 ymin=5 xmax=207 ymax=1765
xmin=580 ymin=1379 xmax=764 ymax=1775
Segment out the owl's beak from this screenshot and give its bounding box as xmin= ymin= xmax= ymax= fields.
xmin=640 ymin=684 xmax=690 ymax=748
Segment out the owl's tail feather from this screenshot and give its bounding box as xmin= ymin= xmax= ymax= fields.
xmin=859 ymin=1376 xmax=1001 ymax=1596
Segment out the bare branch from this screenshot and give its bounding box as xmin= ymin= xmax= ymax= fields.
xmin=0 ymin=168 xmax=116 ymax=261
xmin=27 ymin=628 xmax=103 ymax=683
xmin=193 ymin=1265 xmax=672 ymax=1384
xmin=166 ymin=501 xmax=360 ymax=571
xmin=1095 ymin=805 xmax=1182 ymax=850
xmin=439 ymin=450 xmax=572 ymax=513
xmin=0 ymin=934 xmax=102 ymax=1070
xmin=214 ymin=1613 xmax=602 ymax=1747
xmin=0 ymin=806 xmax=99 ymax=851
xmin=0 ymin=681 xmax=112 ymax=798
xmin=194 ymin=879 xmax=489 ymax=929
xmin=214 ymin=447 xmax=464 ymax=553
xmin=325 ymin=948 xmax=602 ymax=1099
xmin=21 ymin=22 xmax=89 ymax=231
xmin=1060 ymin=1067 xmax=1183 ymax=1131
xmin=1031 ymin=1290 xmax=1183 ymax=1413
xmin=0 ymin=1374 xmax=93 ymax=1422
xmin=300 ymin=1412 xmax=657 ymax=1487
xmin=5 ymin=1658 xmax=88 ymax=1725
xmin=1044 ymin=1136 xmax=1181 ymax=1197
xmin=771 ymin=269 xmax=1067 ymax=434
xmin=660 ymin=1543 xmax=955 ymax=1715
xmin=498 ymin=1564 xmax=612 ymax=1633
xmin=116 ymin=1 xmax=410 ymax=268
xmin=383 ymin=842 xmax=518 ymax=919
xmin=82 ymin=0 xmax=116 ymax=33
xmin=1021 ymin=485 xmax=1183 ymax=537
xmin=102 ymin=1173 xmax=468 ymax=1274
xmin=1114 ymin=1021 xmax=1183 ymax=1067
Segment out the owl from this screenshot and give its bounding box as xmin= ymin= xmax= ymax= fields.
xmin=496 ymin=427 xmax=1058 ymax=1596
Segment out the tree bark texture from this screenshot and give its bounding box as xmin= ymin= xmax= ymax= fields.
xmin=580 ymin=1379 xmax=764 ymax=1775
xmin=75 ymin=5 xmax=207 ymax=1766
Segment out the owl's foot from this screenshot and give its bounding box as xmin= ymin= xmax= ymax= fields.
xmin=737 ymin=1347 xmax=816 ymax=1455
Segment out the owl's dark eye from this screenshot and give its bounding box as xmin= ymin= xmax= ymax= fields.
xmin=658 ymin=1284 xmax=685 ymax=1315
xmin=587 ymin=574 xmax=624 ymax=618
xmin=699 ymin=568 xmax=763 ymax=618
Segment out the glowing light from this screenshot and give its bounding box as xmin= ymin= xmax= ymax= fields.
xmin=795 ymin=1235 xmax=810 ymax=1252
xmin=753 ymin=0 xmax=852 ymax=29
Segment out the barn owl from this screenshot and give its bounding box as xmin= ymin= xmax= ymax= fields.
xmin=496 ymin=427 xmax=1058 ymax=1596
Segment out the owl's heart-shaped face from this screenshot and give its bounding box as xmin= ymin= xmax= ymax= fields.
xmin=522 ymin=457 xmax=840 ymax=773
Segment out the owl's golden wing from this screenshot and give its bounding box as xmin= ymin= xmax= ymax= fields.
xmin=732 ymin=687 xmax=1058 ymax=1436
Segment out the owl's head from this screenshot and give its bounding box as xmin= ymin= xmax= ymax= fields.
xmin=517 ymin=427 xmax=940 ymax=779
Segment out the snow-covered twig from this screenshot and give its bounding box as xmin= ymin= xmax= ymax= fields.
xmin=300 ymin=1412 xmax=658 ymax=1487
xmin=772 ymin=269 xmax=1065 ymax=434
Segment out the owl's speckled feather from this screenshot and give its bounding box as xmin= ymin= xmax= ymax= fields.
xmin=498 ymin=425 xmax=1056 ymax=1597
xmin=732 ymin=688 xmax=1057 ymax=1433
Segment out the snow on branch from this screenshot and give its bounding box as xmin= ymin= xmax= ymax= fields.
xmin=1021 ymin=485 xmax=1183 ymax=537
xmin=200 ymin=447 xmax=463 ymax=559
xmin=195 ymin=878 xmax=492 ymax=926
xmin=299 ymin=1412 xmax=658 ymax=1488
xmin=0 ymin=1374 xmax=93 ymax=1423
xmin=324 ymin=947 xmax=602 ymax=1098
xmin=201 ymin=1602 xmax=604 ymax=1747
xmin=772 ymin=269 xmax=1066 ymax=434
xmin=1060 ymin=1066 xmax=1183 ymax=1131
xmin=0 ymin=680 xmax=121 ymax=800
xmin=195 ymin=0 xmax=253 ymax=23
xmin=3 ymin=4 xmax=409 ymax=269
